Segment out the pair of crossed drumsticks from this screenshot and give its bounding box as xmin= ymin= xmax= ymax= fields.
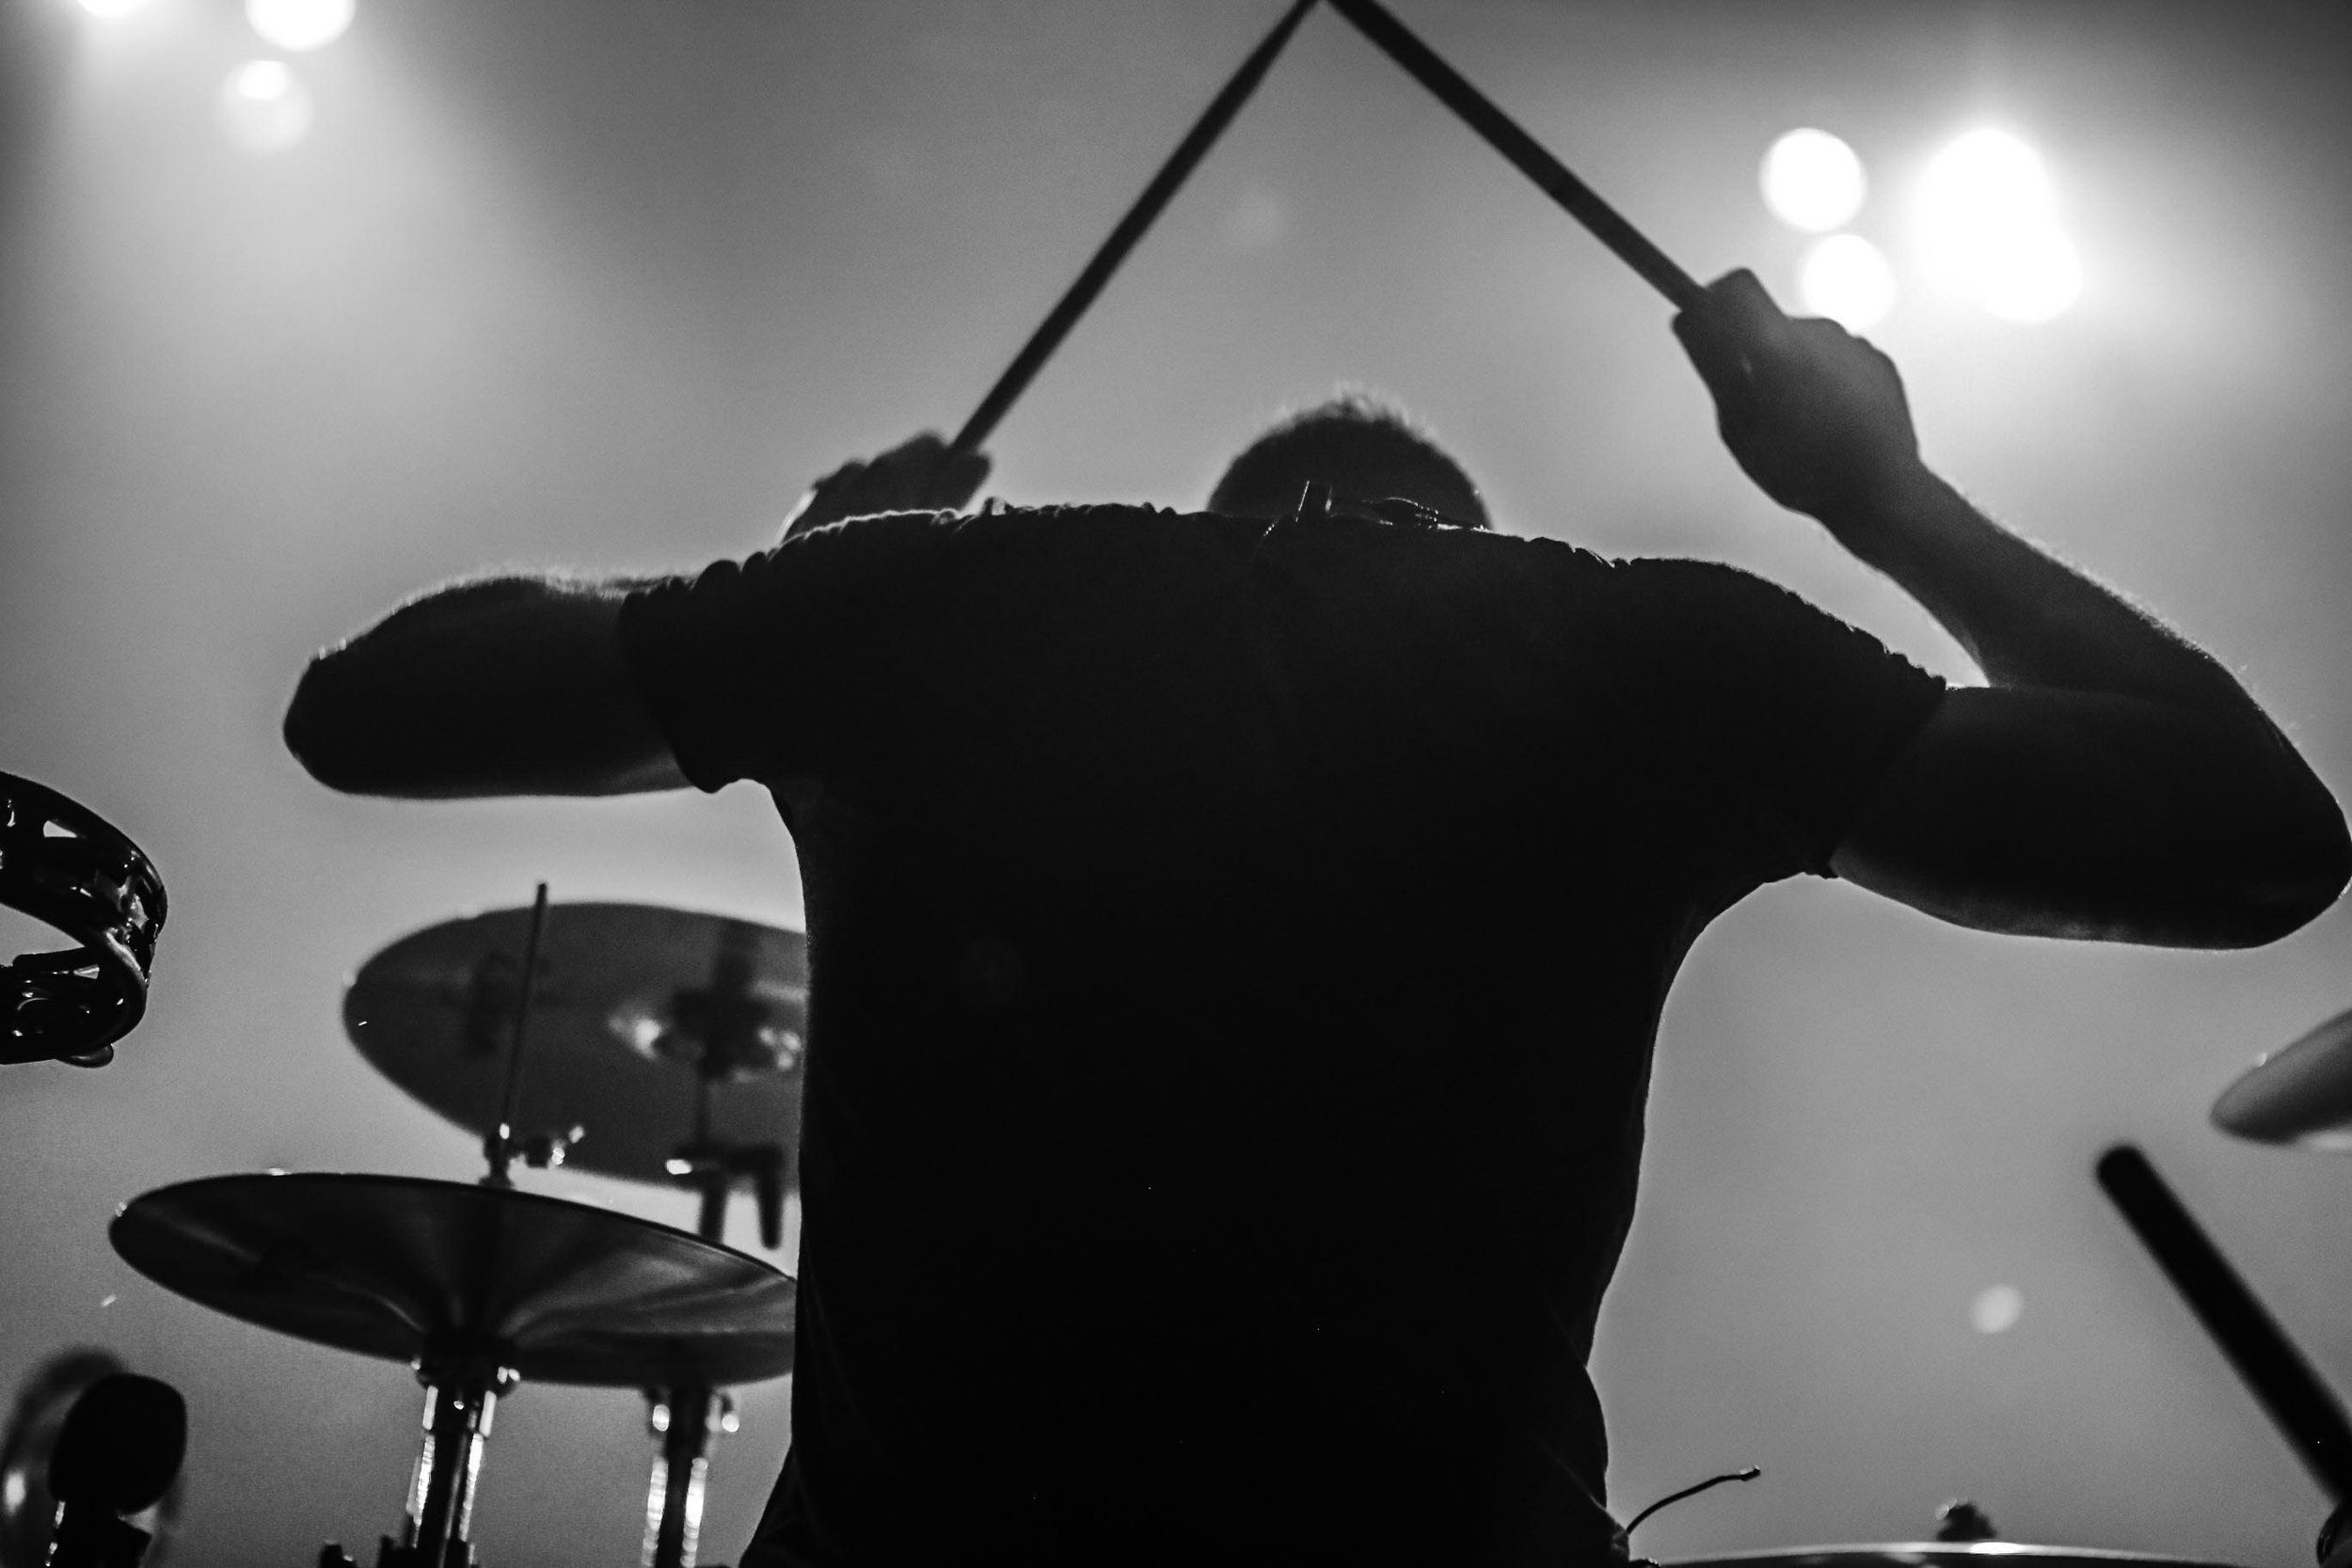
xmin=947 ymin=0 xmax=1707 ymax=461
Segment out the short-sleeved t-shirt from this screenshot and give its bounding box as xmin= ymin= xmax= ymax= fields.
xmin=619 ymin=503 xmax=1945 ymax=1568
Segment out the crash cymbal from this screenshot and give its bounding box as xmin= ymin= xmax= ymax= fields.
xmin=2211 ymin=1004 xmax=2352 ymax=1148
xmin=1665 ymin=1550 xmax=2245 ymax=1568
xmin=110 ymin=1173 xmax=796 ymax=1386
xmin=344 ymin=903 xmax=807 ymax=1185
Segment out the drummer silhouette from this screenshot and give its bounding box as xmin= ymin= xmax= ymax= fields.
xmin=284 ymin=268 xmax=2346 ymax=1564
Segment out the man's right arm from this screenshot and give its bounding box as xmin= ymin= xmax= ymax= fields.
xmin=282 ymin=574 xmax=689 ymax=800
xmin=283 ymin=431 xmax=992 ymax=801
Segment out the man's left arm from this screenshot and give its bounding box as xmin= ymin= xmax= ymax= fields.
xmin=1675 ymin=270 xmax=2350 ymax=947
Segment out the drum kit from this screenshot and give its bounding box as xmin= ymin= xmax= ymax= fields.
xmin=13 ymin=742 xmax=2352 ymax=1566
xmin=8 ymin=0 xmax=2352 ymax=1555
xmin=104 ymin=888 xmax=814 ymax=1568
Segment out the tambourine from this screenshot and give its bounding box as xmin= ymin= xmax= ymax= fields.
xmin=1 ymin=773 xmax=165 ymax=1068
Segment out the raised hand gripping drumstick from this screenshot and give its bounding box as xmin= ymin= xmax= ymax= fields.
xmin=1323 ymin=0 xmax=1705 ymax=312
xmin=949 ymin=0 xmax=1319 ymax=457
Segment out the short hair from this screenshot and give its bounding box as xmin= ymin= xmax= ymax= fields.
xmin=1206 ymin=391 xmax=1489 ymax=529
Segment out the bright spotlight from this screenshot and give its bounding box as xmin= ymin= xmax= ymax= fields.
xmin=1760 ymin=128 xmax=1867 ymax=233
xmin=216 ymin=59 xmax=315 ymax=154
xmin=1920 ymin=129 xmax=2054 ymax=231
xmin=1797 ymin=233 xmax=1896 ymax=331
xmin=75 ymin=0 xmax=152 ymax=17
xmin=246 ymin=0 xmax=355 ymax=52
xmin=1916 ymin=127 xmax=2081 ymax=322
xmin=1976 ymin=227 xmax=2082 ymax=323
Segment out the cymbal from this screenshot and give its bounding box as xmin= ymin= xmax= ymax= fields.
xmin=2211 ymin=1004 xmax=2352 ymax=1148
xmin=110 ymin=1173 xmax=796 ymax=1386
xmin=344 ymin=903 xmax=807 ymax=1185
xmin=1665 ymin=1549 xmax=2245 ymax=1568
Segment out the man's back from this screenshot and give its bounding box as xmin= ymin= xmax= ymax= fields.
xmin=620 ymin=503 xmax=1946 ymax=1564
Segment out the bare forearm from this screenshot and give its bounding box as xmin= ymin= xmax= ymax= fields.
xmin=1822 ymin=467 xmax=2348 ymax=942
xmin=1827 ymin=463 xmax=2259 ymax=716
xmin=284 ymin=573 xmax=683 ymax=799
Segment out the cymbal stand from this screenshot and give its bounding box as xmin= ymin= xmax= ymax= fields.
xmin=321 ymin=1350 xmax=516 ymax=1568
xmin=642 ymin=1074 xmax=784 ymax=1568
xmin=326 ymin=887 xmax=555 ymax=1568
xmin=398 ymin=1352 xmax=516 ymax=1568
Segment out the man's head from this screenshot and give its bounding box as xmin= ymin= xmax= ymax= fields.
xmin=1206 ymin=392 xmax=1489 ymax=530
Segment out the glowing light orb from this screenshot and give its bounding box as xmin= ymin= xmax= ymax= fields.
xmin=1975 ymin=226 xmax=2083 ymax=323
xmin=216 ymin=59 xmax=315 ymax=154
xmin=75 ymin=0 xmax=152 ymax=17
xmin=1761 ymin=128 xmax=1867 ymax=233
xmin=1970 ymin=1284 xmax=2025 ymax=1335
xmin=246 ymin=0 xmax=355 ymax=51
xmin=1916 ymin=128 xmax=2081 ymax=322
xmin=1797 ymin=233 xmax=1896 ymax=331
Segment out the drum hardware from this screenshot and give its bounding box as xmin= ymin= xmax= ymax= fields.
xmin=2320 ymin=1503 xmax=2352 ymax=1568
xmin=1665 ymin=1547 xmax=2249 ymax=1567
xmin=44 ymin=1374 xmax=186 ymax=1568
xmin=640 ymin=1387 xmax=738 ymax=1568
xmin=1934 ymin=1500 xmax=1999 ymax=1542
xmin=2211 ymin=1005 xmax=2352 ymax=1149
xmin=0 ymin=1352 xmax=184 ymax=1568
xmin=112 ymin=1171 xmax=796 ymax=1568
xmin=0 ymin=772 xmax=166 ymax=1069
xmin=342 ymin=902 xmax=807 ymax=1194
xmin=642 ymin=996 xmax=789 ymax=1566
xmin=667 ymin=1142 xmax=786 ymax=1252
xmin=338 ymin=894 xmax=810 ymax=1567
xmin=117 ymin=894 xmax=797 ymax=1568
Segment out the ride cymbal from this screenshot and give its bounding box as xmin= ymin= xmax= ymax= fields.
xmin=344 ymin=903 xmax=807 ymax=1185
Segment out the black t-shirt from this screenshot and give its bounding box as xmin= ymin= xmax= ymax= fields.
xmin=620 ymin=503 xmax=1945 ymax=1567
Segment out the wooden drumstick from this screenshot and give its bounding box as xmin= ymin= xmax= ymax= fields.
xmin=950 ymin=0 xmax=1319 ymax=456
xmin=1323 ymin=0 xmax=1705 ymax=311
xmin=2097 ymin=1144 xmax=2352 ymax=1502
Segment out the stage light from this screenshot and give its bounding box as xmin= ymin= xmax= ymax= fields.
xmin=74 ymin=0 xmax=152 ymax=18
xmin=1974 ymin=226 xmax=2082 ymax=324
xmin=1760 ymin=128 xmax=1867 ymax=233
xmin=245 ymin=0 xmax=354 ymax=52
xmin=1915 ymin=127 xmax=2080 ymax=322
xmin=1970 ymin=1284 xmax=2024 ymax=1335
xmin=1796 ymin=233 xmax=1896 ymax=331
xmin=216 ymin=59 xmax=315 ymax=154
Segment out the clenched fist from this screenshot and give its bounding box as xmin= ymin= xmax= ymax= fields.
xmin=783 ymin=433 xmax=992 ymax=541
xmin=1674 ymin=269 xmax=1923 ymax=537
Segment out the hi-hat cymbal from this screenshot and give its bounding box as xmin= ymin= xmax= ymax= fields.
xmin=344 ymin=903 xmax=807 ymax=1185
xmin=2211 ymin=1004 xmax=2352 ymax=1148
xmin=110 ymin=1173 xmax=796 ymax=1386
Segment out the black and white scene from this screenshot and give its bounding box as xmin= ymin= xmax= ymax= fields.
xmin=5 ymin=2 xmax=2352 ymax=1564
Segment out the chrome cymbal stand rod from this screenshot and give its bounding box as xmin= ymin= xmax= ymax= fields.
xmin=396 ymin=1354 xmax=516 ymax=1568
xmin=642 ymin=1386 xmax=737 ymax=1568
xmin=643 ymin=1119 xmax=766 ymax=1568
